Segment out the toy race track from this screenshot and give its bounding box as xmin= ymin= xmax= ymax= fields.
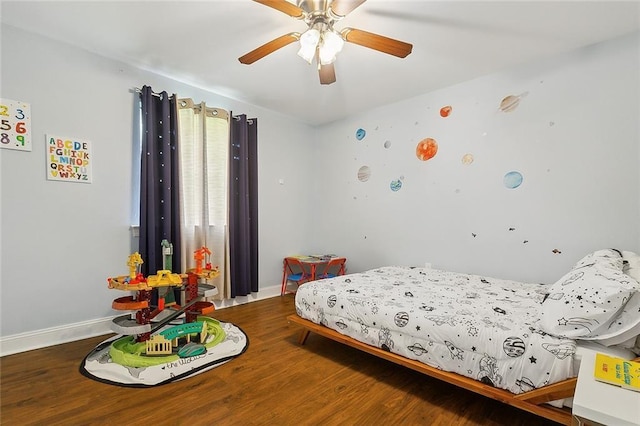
xmin=106 ymin=242 xmax=222 ymax=367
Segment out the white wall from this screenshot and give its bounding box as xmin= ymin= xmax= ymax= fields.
xmin=310 ymin=32 xmax=640 ymax=285
xmin=2 ymin=24 xmax=639 ymax=354
xmin=0 ymin=25 xmax=315 ymax=343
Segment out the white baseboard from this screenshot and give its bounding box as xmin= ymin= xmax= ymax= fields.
xmin=0 ymin=316 xmax=117 ymax=357
xmin=214 ymin=285 xmax=282 ymax=309
xmin=0 ymin=288 xmax=282 ymax=357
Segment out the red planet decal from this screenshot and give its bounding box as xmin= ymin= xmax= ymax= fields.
xmin=416 ymin=138 xmax=438 ymax=161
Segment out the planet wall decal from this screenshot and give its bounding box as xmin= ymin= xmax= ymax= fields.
xmin=357 ymin=165 xmax=371 ymax=182
xmin=504 ymin=171 xmax=524 ymax=189
xmin=461 ymin=153 xmax=474 ymax=165
xmin=390 ymin=179 xmax=402 ymax=192
xmin=416 ymin=138 xmax=438 ymax=161
xmin=384 ymin=140 xmax=392 ymax=149
xmin=499 ymin=92 xmax=529 ymax=113
xmin=355 ymin=128 xmax=366 ymax=140
xmin=440 ymin=105 xmax=452 ymax=117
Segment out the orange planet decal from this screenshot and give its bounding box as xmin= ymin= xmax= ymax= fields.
xmin=416 ymin=138 xmax=438 ymax=161
xmin=440 ymin=105 xmax=452 ymax=117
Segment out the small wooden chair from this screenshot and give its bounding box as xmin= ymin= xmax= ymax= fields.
xmin=316 ymin=257 xmax=347 ymax=280
xmin=281 ymin=257 xmax=313 ymax=295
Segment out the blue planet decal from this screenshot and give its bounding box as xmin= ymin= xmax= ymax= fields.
xmin=355 ymin=128 xmax=366 ymax=140
xmin=390 ymin=179 xmax=402 ymax=192
xmin=504 ymin=171 xmax=523 ymax=189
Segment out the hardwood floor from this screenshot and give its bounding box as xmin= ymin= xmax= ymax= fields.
xmin=1 ymin=295 xmax=559 ymax=425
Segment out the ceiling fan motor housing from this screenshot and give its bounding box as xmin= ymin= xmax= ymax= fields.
xmin=297 ymin=1 xmax=329 ymax=14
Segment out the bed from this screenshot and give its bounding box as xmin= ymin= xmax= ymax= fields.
xmin=288 ymin=249 xmax=640 ymax=425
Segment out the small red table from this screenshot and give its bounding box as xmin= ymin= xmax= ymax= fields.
xmin=281 ymin=255 xmax=346 ymax=295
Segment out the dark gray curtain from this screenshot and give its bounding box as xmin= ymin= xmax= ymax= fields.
xmin=229 ymin=114 xmax=258 ymax=297
xmin=139 ymin=86 xmax=181 ymax=276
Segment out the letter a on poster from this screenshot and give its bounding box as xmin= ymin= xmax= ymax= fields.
xmin=46 ymin=134 xmax=92 ymax=183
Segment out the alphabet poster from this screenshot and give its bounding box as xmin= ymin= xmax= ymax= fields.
xmin=46 ymin=134 xmax=92 ymax=183
xmin=0 ymin=98 xmax=31 ymax=151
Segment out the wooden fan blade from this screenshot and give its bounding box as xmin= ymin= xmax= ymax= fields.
xmin=253 ymin=0 xmax=304 ymax=18
xmin=341 ymin=27 xmax=412 ymax=58
xmin=239 ymin=33 xmax=300 ymax=64
xmin=330 ymin=0 xmax=366 ymax=17
xmin=319 ymin=63 xmax=336 ymax=85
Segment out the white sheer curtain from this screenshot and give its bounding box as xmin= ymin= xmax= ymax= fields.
xmin=177 ymin=99 xmax=230 ymax=300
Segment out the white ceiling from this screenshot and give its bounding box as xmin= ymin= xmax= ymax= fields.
xmin=2 ymin=1 xmax=639 ymax=125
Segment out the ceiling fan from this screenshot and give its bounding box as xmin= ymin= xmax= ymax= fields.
xmin=238 ymin=0 xmax=413 ymax=85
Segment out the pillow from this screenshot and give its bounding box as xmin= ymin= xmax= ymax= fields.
xmin=538 ymin=249 xmax=640 ymax=339
xmin=584 ymin=290 xmax=640 ymax=346
xmin=579 ymin=250 xmax=640 ymax=346
xmin=622 ymin=250 xmax=640 ymax=281
xmin=573 ymin=248 xmax=623 ymax=270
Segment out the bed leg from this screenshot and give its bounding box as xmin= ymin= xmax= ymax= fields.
xmin=298 ymin=329 xmax=311 ymax=345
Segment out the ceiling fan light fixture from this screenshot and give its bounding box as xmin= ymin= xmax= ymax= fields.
xmin=297 ymin=28 xmax=320 ymax=63
xmin=241 ymin=0 xmax=413 ymax=85
xmin=318 ymin=29 xmax=344 ymax=65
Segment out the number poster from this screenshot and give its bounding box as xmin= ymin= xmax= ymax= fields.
xmin=0 ymin=98 xmax=31 ymax=151
xmin=46 ymin=134 xmax=92 ymax=183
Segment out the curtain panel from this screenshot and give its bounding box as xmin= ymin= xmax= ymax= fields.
xmin=139 ymin=86 xmax=181 ymax=276
xmin=177 ymin=99 xmax=230 ymax=300
xmin=229 ymin=114 xmax=258 ymax=297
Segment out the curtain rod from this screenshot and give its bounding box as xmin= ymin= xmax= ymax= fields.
xmin=131 ymin=87 xmax=175 ymax=99
xmin=233 ymin=116 xmax=255 ymax=124
xmin=178 ymin=98 xmax=229 ymax=120
xmin=133 ymin=90 xmax=252 ymax=123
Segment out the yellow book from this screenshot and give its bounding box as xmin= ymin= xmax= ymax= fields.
xmin=593 ymin=353 xmax=640 ymax=392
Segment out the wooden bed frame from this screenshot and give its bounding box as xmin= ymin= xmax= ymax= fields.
xmin=287 ymin=314 xmax=576 ymax=425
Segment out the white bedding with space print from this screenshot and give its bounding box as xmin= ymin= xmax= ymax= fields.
xmin=295 ymin=266 xmax=575 ymax=394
